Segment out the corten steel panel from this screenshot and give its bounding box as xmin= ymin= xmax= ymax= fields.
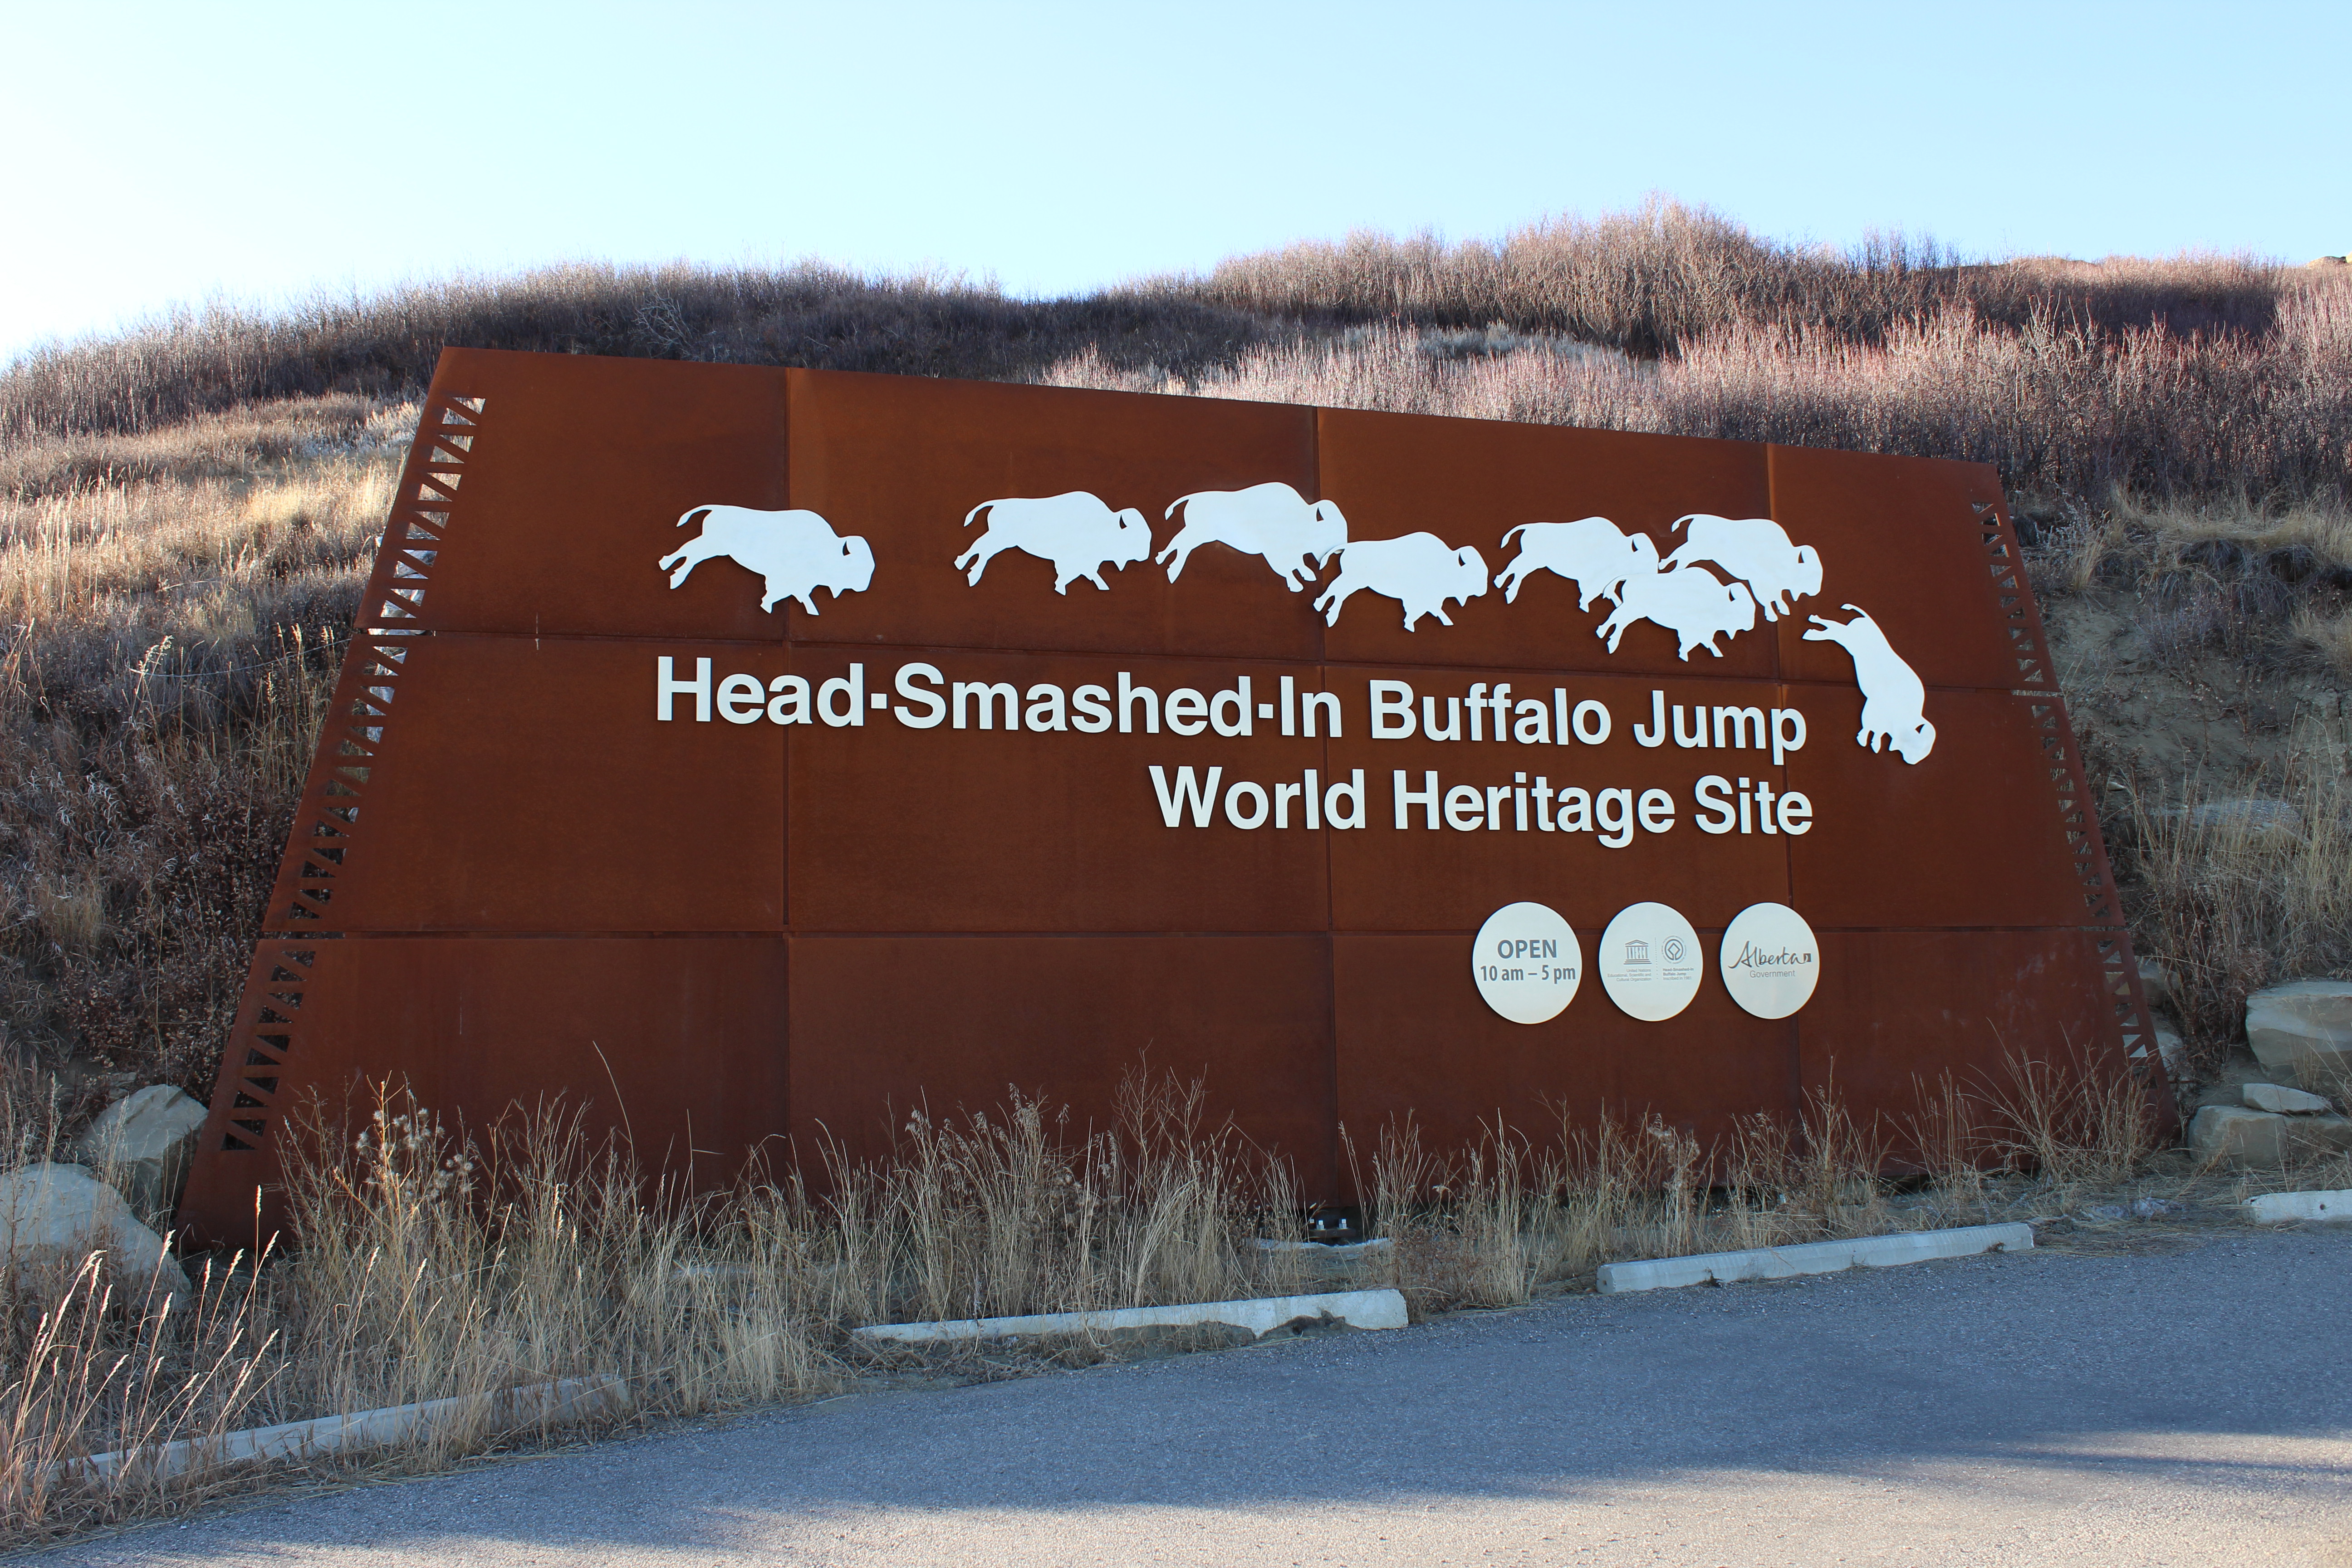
xmin=1333 ymin=934 xmax=1800 ymax=1166
xmin=179 ymin=936 xmax=788 ymax=1247
xmin=1793 ymin=928 xmax=2148 ymax=1156
xmin=405 ymin=350 xmax=794 ymax=642
xmin=280 ymin=632 xmax=786 ymax=933
xmin=1784 ymin=689 xmax=2112 ymax=931
xmin=1323 ymin=666 xmax=1794 ymax=933
xmin=180 ymin=348 xmax=2158 ymax=1243
xmin=1767 ymin=443 xmax=2049 ymax=694
xmin=783 ymin=369 xmax=1323 ymax=661
xmin=788 ymin=649 xmax=1331 ymax=933
xmin=1315 ymin=408 xmax=1777 ymax=678
xmin=788 ymin=935 xmax=1336 ymax=1193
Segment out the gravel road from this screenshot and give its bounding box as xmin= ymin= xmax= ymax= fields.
xmin=34 ymin=1225 xmax=2352 ymax=1567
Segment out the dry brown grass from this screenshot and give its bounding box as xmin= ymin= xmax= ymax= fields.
xmin=0 ymin=398 xmax=399 ymax=1086
xmin=1 ymin=1053 xmax=2178 ymax=1544
xmin=2122 ymin=725 xmax=2352 ymax=1065
xmin=1346 ymin=1046 xmax=2156 ymax=1313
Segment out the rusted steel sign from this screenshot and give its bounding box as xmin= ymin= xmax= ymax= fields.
xmin=180 ymin=349 xmax=2165 ymax=1240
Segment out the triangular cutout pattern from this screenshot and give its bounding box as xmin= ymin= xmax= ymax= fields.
xmin=216 ymin=390 xmax=490 ymax=1164
xmin=1976 ymin=501 xmax=2051 ymax=690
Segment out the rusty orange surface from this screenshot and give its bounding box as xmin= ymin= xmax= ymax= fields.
xmin=178 ymin=348 xmax=2170 ymax=1243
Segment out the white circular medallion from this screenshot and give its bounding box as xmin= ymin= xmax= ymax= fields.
xmin=1597 ymin=902 xmax=1704 ymax=1022
xmin=1718 ymin=902 xmax=1821 ymax=1019
xmin=1470 ymin=902 xmax=1583 ymax=1024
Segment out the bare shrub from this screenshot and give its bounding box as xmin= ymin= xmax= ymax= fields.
xmin=1171 ymin=197 xmax=2298 ymax=356
xmin=1046 ymin=289 xmax=2352 ymax=510
xmin=0 ymin=266 xmax=1290 ymax=445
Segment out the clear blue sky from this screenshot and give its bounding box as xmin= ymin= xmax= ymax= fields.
xmin=5 ymin=0 xmax=2346 ymax=361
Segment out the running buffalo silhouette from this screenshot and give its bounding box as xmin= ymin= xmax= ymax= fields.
xmin=659 ymin=505 xmax=875 ymax=614
xmin=1595 ymin=564 xmax=1758 ymax=660
xmin=1159 ymin=482 xmax=1348 ymax=590
xmin=957 ymin=491 xmax=1151 ymax=594
xmin=1493 ymin=517 xmax=1659 ymax=608
xmin=1663 ymin=514 xmax=1823 ymax=622
xmin=1314 ymin=533 xmax=1489 ymax=631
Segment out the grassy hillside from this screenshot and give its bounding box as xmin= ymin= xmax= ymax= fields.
xmin=3 ymin=200 xmax=2348 ymax=1102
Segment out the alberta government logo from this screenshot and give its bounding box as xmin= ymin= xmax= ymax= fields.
xmin=1724 ymin=941 xmax=1818 ymax=972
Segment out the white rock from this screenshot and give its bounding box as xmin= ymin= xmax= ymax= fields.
xmin=2136 ymin=956 xmax=2174 ymax=1009
xmin=77 ymin=1085 xmax=207 ymax=1219
xmin=0 ymin=1163 xmax=187 ymax=1300
xmin=2189 ymin=1105 xmax=2352 ymax=1168
xmin=2191 ymin=1106 xmax=2284 ymax=1166
xmin=2243 ymin=1081 xmax=2333 ymax=1114
xmin=2244 ymin=980 xmax=2352 ymax=1090
xmin=2247 ymin=978 xmax=2352 ymax=1033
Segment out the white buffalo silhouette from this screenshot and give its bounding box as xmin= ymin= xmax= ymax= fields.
xmin=1158 ymin=482 xmax=1347 ymax=590
xmin=1595 ymin=564 xmax=1758 ymax=660
xmin=1802 ymin=605 xmax=1935 ymax=763
xmin=956 ymin=491 xmax=1151 ymax=594
xmin=1313 ymin=534 xmax=1489 ymax=631
xmin=1493 ymin=517 xmax=1660 ymax=608
xmin=1663 ymin=514 xmax=1823 ymax=622
xmin=659 ymin=505 xmax=874 ymax=614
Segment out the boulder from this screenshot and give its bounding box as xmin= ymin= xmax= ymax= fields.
xmin=0 ymin=1163 xmax=188 ymax=1300
xmin=2154 ymin=1024 xmax=2186 ymax=1073
xmin=2243 ymin=1081 xmax=2333 ymax=1114
xmin=2189 ymin=1106 xmax=2352 ymax=1168
xmin=2244 ymin=980 xmax=2352 ymax=1091
xmin=2136 ymin=956 xmax=2174 ymax=1010
xmin=77 ymin=1085 xmax=207 ymax=1220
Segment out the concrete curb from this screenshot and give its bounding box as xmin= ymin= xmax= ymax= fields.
xmin=1595 ymin=1223 xmax=2035 ymax=1295
xmin=852 ymin=1288 xmax=1410 ymax=1344
xmin=2244 ymin=1189 xmax=2352 ymax=1223
xmin=55 ymin=1374 xmax=628 ymax=1485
